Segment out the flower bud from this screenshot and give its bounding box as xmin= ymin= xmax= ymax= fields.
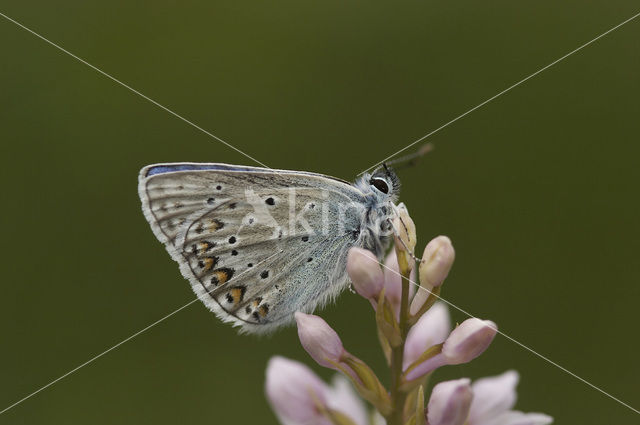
xmin=427 ymin=378 xmax=473 ymax=425
xmin=265 ymin=356 xmax=330 ymax=424
xmin=383 ymin=250 xmax=416 ymax=319
xmin=347 ymin=248 xmax=384 ymax=301
xmin=392 ymin=203 xmax=417 ymax=260
xmin=411 ymin=236 xmax=455 ymax=315
xmin=296 ymin=312 xmax=346 ymax=369
xmin=403 ymin=318 xmax=497 ymax=382
xmin=442 ymin=318 xmax=497 ymax=364
xmin=404 ymin=302 xmax=450 ymax=369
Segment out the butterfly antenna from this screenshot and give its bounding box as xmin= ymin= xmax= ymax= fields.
xmin=382 ymin=162 xmax=392 ymax=176
xmin=385 ymin=143 xmax=434 ymax=170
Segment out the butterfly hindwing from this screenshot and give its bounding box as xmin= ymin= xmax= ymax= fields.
xmin=139 ymin=163 xmax=366 ymax=333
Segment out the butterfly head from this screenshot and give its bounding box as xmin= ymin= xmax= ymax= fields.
xmin=365 ymin=164 xmax=401 ymax=202
xmin=352 ymin=164 xmax=401 ymax=259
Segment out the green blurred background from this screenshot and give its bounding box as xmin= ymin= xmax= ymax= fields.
xmin=1 ymin=1 xmax=638 ymax=424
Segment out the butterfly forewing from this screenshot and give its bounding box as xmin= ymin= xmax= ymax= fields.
xmin=139 ymin=163 xmax=366 ymax=333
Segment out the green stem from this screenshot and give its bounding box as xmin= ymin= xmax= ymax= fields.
xmin=388 ymin=265 xmax=411 ymax=425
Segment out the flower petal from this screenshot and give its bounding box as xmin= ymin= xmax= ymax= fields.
xmin=468 ymin=370 xmax=519 ymax=424
xmin=404 ymin=302 xmax=451 ymax=368
xmin=404 ymin=352 xmax=448 ymax=381
xmin=265 ymin=356 xmax=331 ymax=425
xmin=326 ymin=375 xmax=369 ymax=425
xmin=427 ymin=378 xmax=473 ymax=425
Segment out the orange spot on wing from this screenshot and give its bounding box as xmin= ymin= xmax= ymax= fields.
xmin=211 ymin=267 xmax=234 ymax=285
xmin=208 ymin=219 xmax=224 ymax=231
xmin=202 ymin=257 xmax=217 ymax=272
xmin=229 ymin=287 xmax=245 ymax=305
xmin=198 ymin=241 xmax=214 ymax=252
xmin=213 ymin=270 xmax=227 ymax=283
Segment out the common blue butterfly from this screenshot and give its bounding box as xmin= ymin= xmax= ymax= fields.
xmin=138 ymin=163 xmax=403 ymax=333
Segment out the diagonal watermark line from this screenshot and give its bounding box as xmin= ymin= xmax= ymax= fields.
xmin=0 ymin=11 xmax=269 ymax=170
xmin=359 ymin=10 xmax=640 ymax=175
xmin=0 ymin=247 xmax=285 ymax=416
xmin=377 ymin=260 xmax=640 ymax=415
xmin=0 ymin=299 xmax=198 ymax=415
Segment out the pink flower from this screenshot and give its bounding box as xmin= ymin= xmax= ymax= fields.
xmin=265 ymin=356 xmax=370 ymax=425
xmin=295 ymin=312 xmax=346 ymax=369
xmin=467 ymin=371 xmax=553 ymax=425
xmin=425 ymin=372 xmax=553 ymax=425
xmin=265 ymin=356 xmax=332 ymax=425
xmin=404 ymin=302 xmax=451 ymax=369
xmin=427 ymin=378 xmax=473 ymax=425
xmin=383 ymin=249 xmax=416 ymax=317
xmin=347 ymin=248 xmax=385 ymax=301
xmin=405 ymin=318 xmax=497 ymax=381
xmin=411 ymin=236 xmax=455 ymax=315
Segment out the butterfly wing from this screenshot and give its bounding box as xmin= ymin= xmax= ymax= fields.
xmin=138 ymin=163 xmax=367 ymax=333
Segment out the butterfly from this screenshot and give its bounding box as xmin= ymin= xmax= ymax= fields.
xmin=138 ymin=162 xmax=403 ymax=333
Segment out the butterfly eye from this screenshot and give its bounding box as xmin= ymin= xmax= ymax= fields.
xmin=370 ymin=178 xmax=390 ymax=194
